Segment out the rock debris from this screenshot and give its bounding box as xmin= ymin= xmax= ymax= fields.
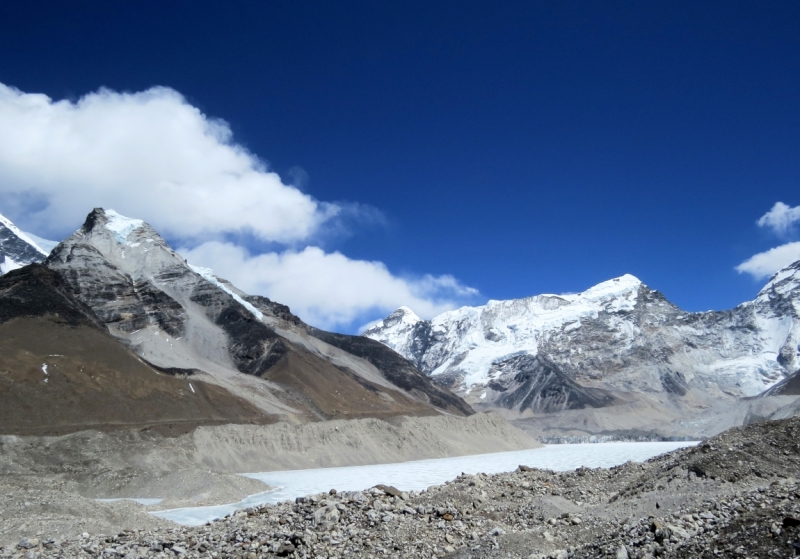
xmin=2 ymin=417 xmax=800 ymax=559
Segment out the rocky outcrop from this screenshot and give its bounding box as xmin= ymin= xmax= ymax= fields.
xmin=307 ymin=328 xmax=474 ymax=416
xmin=759 ymin=368 xmax=800 ymax=396
xmin=486 ymin=354 xmax=616 ymax=414
xmin=0 ymin=264 xmax=104 ymax=328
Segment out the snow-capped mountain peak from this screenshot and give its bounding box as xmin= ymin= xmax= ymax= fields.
xmin=391 ymin=306 xmax=423 ymax=325
xmin=0 ymin=211 xmax=49 ymax=274
xmin=757 ymin=259 xmax=800 ymax=303
xmin=572 ymin=273 xmax=642 ymax=307
xmin=364 ymin=274 xmax=654 ymax=395
xmin=365 ymin=265 xmax=800 ymax=414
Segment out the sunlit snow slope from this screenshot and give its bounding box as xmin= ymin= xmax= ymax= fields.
xmin=365 ymin=266 xmax=800 ymax=417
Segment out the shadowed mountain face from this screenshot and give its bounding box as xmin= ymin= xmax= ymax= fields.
xmin=0 ymin=265 xmax=271 ymax=435
xmin=32 ymin=208 xmax=473 ymax=427
xmin=307 ymin=328 xmax=474 ymax=416
xmin=0 ymin=264 xmax=105 ymax=328
xmin=485 ymin=355 xmax=617 ymax=414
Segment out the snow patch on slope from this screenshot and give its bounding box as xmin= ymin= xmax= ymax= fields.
xmin=0 ymin=255 xmax=22 ymax=274
xmin=104 ymin=209 xmax=144 ymax=244
xmin=22 ymin=232 xmax=59 ymax=254
xmin=189 ymin=265 xmax=264 ymax=321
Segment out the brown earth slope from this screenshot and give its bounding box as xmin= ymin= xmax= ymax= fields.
xmin=0 ymin=265 xmax=272 ymax=435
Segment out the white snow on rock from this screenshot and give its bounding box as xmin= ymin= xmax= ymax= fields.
xmin=0 ymin=212 xmax=49 ymax=256
xmin=757 ymin=259 xmax=800 ymax=302
xmin=104 ymin=209 xmax=144 ymax=244
xmin=189 ymin=265 xmax=264 ymax=321
xmin=366 ymin=275 xmax=645 ymax=389
xmin=365 ymin=264 xmax=800 ymax=402
xmin=0 ymin=255 xmax=22 ymax=274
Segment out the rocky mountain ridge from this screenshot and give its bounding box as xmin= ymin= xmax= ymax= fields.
xmin=364 ymin=264 xmax=800 ymax=437
xmin=0 ymin=208 xmax=473 ymax=434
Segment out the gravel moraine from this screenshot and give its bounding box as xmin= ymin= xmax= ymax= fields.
xmin=3 ymin=417 xmax=800 ymax=559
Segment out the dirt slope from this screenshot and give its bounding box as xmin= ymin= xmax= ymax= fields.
xmin=0 ymin=265 xmax=271 ymax=435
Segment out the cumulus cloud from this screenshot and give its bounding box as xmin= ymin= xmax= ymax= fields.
xmin=757 ymin=202 xmax=800 ymax=238
xmin=0 ymin=83 xmax=337 ymax=241
xmin=736 ymin=242 xmax=800 ymax=281
xmin=737 ymin=202 xmax=800 ymax=281
xmin=178 ymin=242 xmax=479 ymax=330
xmin=0 ymin=82 xmax=479 ymax=329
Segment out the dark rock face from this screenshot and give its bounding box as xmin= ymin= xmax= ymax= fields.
xmin=307 ymin=328 xmax=474 ymax=416
xmin=244 ymin=294 xmax=302 ymax=326
xmin=759 ymin=368 xmax=800 ymax=396
xmin=487 ymin=355 xmax=616 ymax=414
xmin=215 ymin=304 xmax=289 ymax=376
xmin=0 ymin=264 xmax=104 ymax=328
xmin=46 ymin=220 xmax=187 ymax=338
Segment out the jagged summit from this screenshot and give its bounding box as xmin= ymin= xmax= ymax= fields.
xmin=375 ymin=305 xmax=423 ymax=327
xmin=396 ymin=305 xmax=421 ymax=317
xmin=96 ymin=208 xmax=145 ymax=243
xmin=0 ymin=211 xmax=49 ymax=274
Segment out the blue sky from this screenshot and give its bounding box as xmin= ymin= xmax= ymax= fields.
xmin=0 ymin=1 xmax=798 ymax=331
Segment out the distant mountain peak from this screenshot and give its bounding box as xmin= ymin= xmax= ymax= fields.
xmin=0 ymin=211 xmax=49 ymax=274
xmin=757 ymin=258 xmax=800 ymax=303
xmin=394 ymin=305 xmax=422 ymax=322
xmin=0 ymin=212 xmax=49 ymax=256
xmin=365 ymin=267 xmax=800 ymax=413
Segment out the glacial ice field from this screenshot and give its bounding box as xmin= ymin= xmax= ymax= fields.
xmin=151 ymin=441 xmax=696 ymax=526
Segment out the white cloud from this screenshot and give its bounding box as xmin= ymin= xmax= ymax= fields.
xmin=756 ymin=202 xmax=800 ymax=238
xmin=735 ymin=241 xmax=800 ymax=280
xmin=0 ymin=83 xmax=336 ymax=241
xmin=0 ymin=82 xmax=479 ymax=330
xmin=178 ymin=242 xmax=479 ymax=330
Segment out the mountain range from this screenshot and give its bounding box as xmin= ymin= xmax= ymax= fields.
xmin=2 ymin=208 xmax=798 ymax=440
xmin=0 ymin=208 xmax=471 ymax=435
xmin=364 ymin=260 xmax=800 ymax=440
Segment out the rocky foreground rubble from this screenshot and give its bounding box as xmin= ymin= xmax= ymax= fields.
xmin=3 ymin=417 xmax=800 ymax=559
